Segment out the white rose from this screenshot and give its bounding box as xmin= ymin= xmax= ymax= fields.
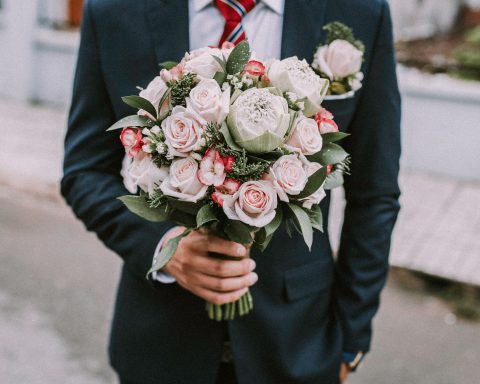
xmin=227 ymin=88 xmax=290 ymax=154
xmin=182 ymin=47 xmax=224 ymax=79
xmin=268 ymin=57 xmax=329 ymax=117
xmin=222 ymin=180 xmax=278 ymax=227
xmin=139 ymin=76 xmax=169 ymax=117
xmin=160 ymin=157 xmax=208 ymax=202
xmin=300 ymin=161 xmax=326 ymax=209
xmin=186 ymin=79 xmax=229 ymax=124
xmin=266 ymin=154 xmax=309 ymax=202
xmin=312 ymin=39 xmax=363 ymax=80
xmin=161 ymin=105 xmax=206 ymax=157
xmin=122 ymin=152 xmax=169 ymax=197
xmin=285 ymin=116 xmax=323 ymax=155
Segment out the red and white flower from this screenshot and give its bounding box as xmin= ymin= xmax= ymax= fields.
xmin=198 ymin=147 xmax=226 ymax=187
xmin=222 ymin=180 xmax=278 ymax=227
xmin=120 ymin=127 xmax=144 ymax=157
xmin=314 ymin=108 xmax=338 ymax=134
xmin=211 ymin=178 xmax=241 ymax=207
xmin=243 ymin=60 xmax=266 ymax=77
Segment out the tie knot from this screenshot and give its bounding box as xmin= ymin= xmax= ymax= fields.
xmin=215 ymin=0 xmax=257 ymax=22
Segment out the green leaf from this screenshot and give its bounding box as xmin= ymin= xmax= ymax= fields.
xmin=321 ymin=132 xmax=350 ymax=143
xmin=287 ymin=204 xmax=313 ymax=250
xmin=118 ymin=195 xmax=169 ymax=222
xmin=220 ymin=122 xmax=242 ymax=151
xmin=167 ymin=198 xmax=204 ymax=215
xmin=224 ymin=220 xmax=253 ymax=244
xmin=122 ymin=95 xmax=158 ymax=119
xmin=324 ymin=171 xmax=344 ymax=190
xmin=147 ymin=228 xmax=192 ymax=277
xmin=169 ymin=210 xmax=197 ymax=228
xmin=196 ymin=204 xmax=218 ymax=228
xmin=297 ymin=166 xmax=328 ymax=199
xmin=226 ymin=40 xmax=251 ymax=74
xmin=212 ymin=55 xmax=227 ymax=73
xmin=307 ymin=142 xmax=348 ymax=166
xmin=308 ymin=205 xmax=324 ymax=232
xmin=264 ymin=206 xmax=283 ymax=237
xmin=213 ymin=71 xmax=227 ymax=87
xmin=256 ymin=232 xmax=274 ymax=252
xmin=159 ymin=61 xmax=178 ymax=70
xmin=107 ymin=115 xmax=156 ymax=131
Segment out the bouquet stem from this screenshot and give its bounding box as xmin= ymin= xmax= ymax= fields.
xmin=205 ymin=289 xmax=254 ymax=321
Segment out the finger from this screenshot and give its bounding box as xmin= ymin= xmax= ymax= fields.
xmin=191 ymin=285 xmax=249 ymax=306
xmin=189 ymin=254 xmax=256 ymax=278
xmin=206 ymin=236 xmax=248 ymax=258
xmin=193 ymin=272 xmax=258 ymax=292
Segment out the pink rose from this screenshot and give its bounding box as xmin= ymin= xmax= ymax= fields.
xmin=160 ymin=63 xmax=184 ymax=83
xmin=198 ymin=147 xmax=226 ymax=187
xmin=160 ymin=157 xmax=208 ymax=202
xmin=222 ymin=180 xmax=278 ymax=227
xmin=285 ymin=116 xmax=323 ymax=155
xmin=266 ymin=154 xmax=309 ymax=202
xmin=138 ymin=76 xmax=169 ymax=117
xmin=186 ymin=79 xmax=229 ymax=124
xmin=120 ymin=128 xmax=144 ymax=157
xmin=211 ymin=178 xmax=241 ymax=207
xmin=161 ymin=105 xmax=206 ymax=157
xmin=315 ymin=108 xmax=338 ymax=134
xmin=123 ymin=152 xmax=168 ymax=196
xmin=182 ymin=47 xmax=224 ymax=79
xmin=300 ymin=161 xmax=326 ymax=209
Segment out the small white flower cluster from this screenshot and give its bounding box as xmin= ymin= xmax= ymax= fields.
xmin=140 ymin=125 xmax=168 ymax=156
xmin=226 ymin=73 xmax=254 ymax=90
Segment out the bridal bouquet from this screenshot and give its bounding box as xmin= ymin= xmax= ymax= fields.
xmin=108 ymin=40 xmax=350 ymax=321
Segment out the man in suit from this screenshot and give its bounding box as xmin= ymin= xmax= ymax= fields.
xmin=62 ymin=0 xmax=401 ymax=383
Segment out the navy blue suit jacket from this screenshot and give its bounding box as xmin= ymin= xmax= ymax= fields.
xmin=62 ymin=1 xmax=401 ymax=383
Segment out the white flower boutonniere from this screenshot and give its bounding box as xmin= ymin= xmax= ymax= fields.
xmin=312 ymin=22 xmax=365 ymax=98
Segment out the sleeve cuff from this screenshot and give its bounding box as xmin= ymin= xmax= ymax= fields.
xmin=152 ymin=227 xmax=179 ymax=284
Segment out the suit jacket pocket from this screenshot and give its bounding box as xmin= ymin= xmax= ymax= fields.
xmin=284 ymin=259 xmax=334 ymax=302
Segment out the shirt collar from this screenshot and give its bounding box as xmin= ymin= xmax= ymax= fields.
xmin=192 ymin=0 xmax=284 ymax=15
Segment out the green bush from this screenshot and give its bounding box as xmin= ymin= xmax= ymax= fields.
xmin=452 ymin=26 xmax=480 ymax=81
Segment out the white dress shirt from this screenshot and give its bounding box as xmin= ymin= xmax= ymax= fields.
xmin=154 ymin=0 xmax=285 ymax=283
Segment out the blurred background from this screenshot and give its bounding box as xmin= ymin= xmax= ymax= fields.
xmin=0 ymin=1 xmax=479 ymax=383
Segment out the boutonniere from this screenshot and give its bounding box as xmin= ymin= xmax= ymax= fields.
xmin=312 ymin=22 xmax=365 ymax=98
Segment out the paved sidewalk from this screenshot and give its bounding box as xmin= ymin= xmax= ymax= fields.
xmin=1 ymin=98 xmax=480 ymax=286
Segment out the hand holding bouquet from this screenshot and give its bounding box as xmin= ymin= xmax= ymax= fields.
xmin=109 ymin=40 xmax=350 ymax=320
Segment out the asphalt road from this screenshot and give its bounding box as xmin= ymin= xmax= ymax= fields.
xmin=0 ymin=193 xmax=479 ymax=384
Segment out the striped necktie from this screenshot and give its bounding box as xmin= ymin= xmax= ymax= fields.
xmin=215 ymin=0 xmax=257 ymax=46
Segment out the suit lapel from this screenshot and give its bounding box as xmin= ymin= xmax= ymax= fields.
xmin=145 ymin=0 xmax=190 ymax=64
xmin=281 ymin=0 xmax=328 ymax=60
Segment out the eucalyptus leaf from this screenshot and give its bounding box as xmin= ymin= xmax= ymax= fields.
xmin=212 ymin=55 xmax=227 ymax=73
xmin=224 ymin=220 xmax=253 ymax=244
xmin=324 ymin=171 xmax=344 ymax=190
xmin=307 ymin=142 xmax=348 ymax=165
xmin=196 ymin=204 xmax=219 ymax=228
xmin=213 ymin=71 xmax=227 ymax=87
xmin=147 ymin=228 xmax=192 ymax=277
xmin=287 ymin=204 xmax=313 ymax=250
xmin=226 ymin=40 xmax=251 ymax=74
xmin=308 ymin=205 xmax=324 ymax=232
xmin=264 ymin=206 xmax=283 ymax=237
xmin=107 ymin=115 xmax=155 ymax=131
xmin=297 ymin=166 xmax=328 ymax=199
xmin=167 ymin=198 xmax=204 ymax=215
xmin=122 ymin=96 xmax=158 ymax=119
xmin=159 ymin=61 xmax=178 ymax=70
xmin=118 ymin=195 xmax=169 ymax=222
xmin=321 ymin=132 xmax=350 ymax=143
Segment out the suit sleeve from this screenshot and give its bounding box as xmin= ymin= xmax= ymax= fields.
xmin=334 ymin=1 xmax=401 ymax=352
xmin=61 ymin=0 xmax=175 ymax=281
